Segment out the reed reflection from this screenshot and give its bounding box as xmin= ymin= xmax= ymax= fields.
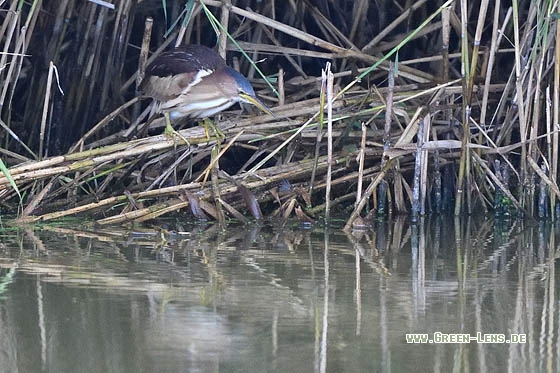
xmin=0 ymin=216 xmax=557 ymax=372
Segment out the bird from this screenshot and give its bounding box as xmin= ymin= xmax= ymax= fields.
xmin=139 ymin=44 xmax=273 ymax=139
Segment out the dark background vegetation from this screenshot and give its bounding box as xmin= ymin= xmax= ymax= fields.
xmin=5 ymin=0 xmax=514 ymax=154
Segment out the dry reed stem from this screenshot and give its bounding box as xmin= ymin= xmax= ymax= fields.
xmin=480 ymin=4 xmax=510 ymax=128
xmin=344 ymin=161 xmax=394 ymax=232
xmin=411 ymin=116 xmax=425 ymax=221
xmin=201 ymin=0 xmax=346 ymax=54
xmin=356 ymin=122 xmax=366 ymax=207
xmin=218 ymin=0 xmax=231 ymax=58
xmin=512 ymin=0 xmax=528 ymax=193
xmin=218 ymin=197 xmax=249 ymax=223
xmin=420 ymin=115 xmax=430 ymax=216
xmin=553 ymin=0 xmax=560 ymax=218
xmin=137 ymin=17 xmax=153 ymax=89
xmin=325 ymin=63 xmax=333 ymax=221
xmin=467 ymin=0 xmax=489 ymax=102
xmin=39 ymin=61 xmax=54 ymax=160
xmin=206 ymin=0 xmax=435 ymax=83
xmin=454 ymin=0 xmax=471 ymax=216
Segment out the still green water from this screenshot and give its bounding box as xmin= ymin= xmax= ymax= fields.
xmin=0 ymin=217 xmax=558 ymax=372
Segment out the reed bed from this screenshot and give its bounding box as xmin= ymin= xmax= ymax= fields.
xmin=0 ymin=0 xmax=556 ymax=227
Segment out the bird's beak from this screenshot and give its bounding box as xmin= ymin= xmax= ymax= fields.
xmin=239 ymin=92 xmax=275 ymax=117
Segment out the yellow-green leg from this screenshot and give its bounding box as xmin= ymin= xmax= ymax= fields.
xmin=201 ymin=118 xmax=225 ymax=140
xmin=164 ymin=112 xmax=190 ymax=146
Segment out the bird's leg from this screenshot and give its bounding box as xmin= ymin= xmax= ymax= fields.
xmin=201 ymin=118 xmax=225 ymax=141
xmin=163 ymin=112 xmax=190 ymax=146
xmin=164 ymin=112 xmax=174 ymax=137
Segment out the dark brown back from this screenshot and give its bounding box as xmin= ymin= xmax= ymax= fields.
xmin=144 ymin=45 xmax=225 ymax=78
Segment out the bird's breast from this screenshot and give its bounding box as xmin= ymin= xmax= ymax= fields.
xmin=158 ymin=78 xmax=239 ymax=118
xmin=168 ymin=97 xmax=237 ymax=119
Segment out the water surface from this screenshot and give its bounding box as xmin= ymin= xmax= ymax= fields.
xmin=0 ymin=217 xmax=558 ymax=372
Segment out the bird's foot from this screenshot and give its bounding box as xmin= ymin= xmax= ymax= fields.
xmin=164 ymin=116 xmax=190 ymax=147
xmin=201 ymin=118 xmax=225 ymax=141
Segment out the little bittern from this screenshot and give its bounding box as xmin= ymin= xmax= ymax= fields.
xmin=140 ymin=44 xmax=272 ymax=137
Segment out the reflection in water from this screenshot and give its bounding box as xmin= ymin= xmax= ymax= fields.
xmin=319 ymin=231 xmax=329 ymax=373
xmin=0 ymin=217 xmax=558 ymax=372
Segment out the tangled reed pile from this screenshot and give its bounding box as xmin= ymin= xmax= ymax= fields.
xmin=0 ymin=0 xmax=555 ymax=228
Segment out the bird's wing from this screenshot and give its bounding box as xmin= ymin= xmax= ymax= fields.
xmin=140 ymin=45 xmax=226 ymax=101
xmin=145 ymin=45 xmax=225 ymax=77
xmin=140 ymin=69 xmax=214 ymax=101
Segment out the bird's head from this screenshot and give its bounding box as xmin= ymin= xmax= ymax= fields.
xmin=224 ymin=67 xmax=274 ymax=116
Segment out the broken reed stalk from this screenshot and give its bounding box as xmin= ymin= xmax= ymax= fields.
xmin=440 ymin=6 xmax=450 ymax=83
xmin=553 ymin=0 xmax=560 ymax=219
xmin=356 ymin=122 xmax=366 ymax=207
xmin=411 ymin=116 xmax=425 ymax=222
xmin=278 ymin=68 xmax=285 ymax=106
xmin=538 ymin=163 xmax=547 ymax=219
xmin=546 ymin=87 xmax=556 ymax=217
xmin=379 ymin=61 xmax=395 ymax=215
xmin=325 ymin=62 xmax=334 ymax=222
xmin=218 ymin=0 xmax=231 ymax=58
xmin=308 ymin=69 xmax=327 ymax=201
xmin=432 ymin=127 xmax=442 ymax=214
xmin=137 ymin=17 xmax=153 ymax=89
xmin=39 ymin=61 xmax=55 ymax=160
xmin=344 ymin=162 xmax=393 ymax=231
xmin=420 ymin=115 xmax=430 ymax=216
xmin=211 ymin=146 xmax=226 ymax=225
